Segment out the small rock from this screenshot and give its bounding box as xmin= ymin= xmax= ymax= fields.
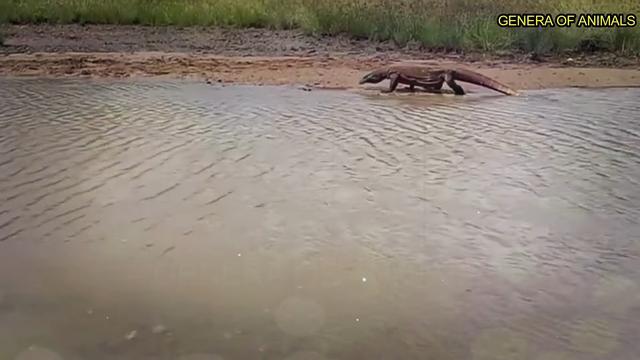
xmin=526 ymin=52 xmax=542 ymax=62
xmin=152 ymin=325 xmax=167 ymax=334
xmin=125 ymin=330 xmax=137 ymax=340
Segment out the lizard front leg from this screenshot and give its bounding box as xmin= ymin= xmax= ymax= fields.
xmin=381 ymin=73 xmax=399 ymax=93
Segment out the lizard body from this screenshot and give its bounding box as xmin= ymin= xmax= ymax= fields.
xmin=359 ymin=64 xmax=519 ymax=96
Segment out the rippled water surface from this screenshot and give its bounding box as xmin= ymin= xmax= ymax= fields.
xmin=1 ymin=78 xmax=639 ymax=360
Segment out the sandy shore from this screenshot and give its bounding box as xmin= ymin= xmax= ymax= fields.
xmin=2 ymin=24 xmax=640 ymax=91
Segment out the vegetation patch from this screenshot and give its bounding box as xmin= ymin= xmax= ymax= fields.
xmin=1 ymin=0 xmax=639 ymax=55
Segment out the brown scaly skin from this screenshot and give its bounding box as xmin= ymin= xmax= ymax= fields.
xmin=359 ymin=63 xmax=519 ymax=96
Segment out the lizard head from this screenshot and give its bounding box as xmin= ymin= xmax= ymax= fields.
xmin=359 ymin=68 xmax=388 ymax=84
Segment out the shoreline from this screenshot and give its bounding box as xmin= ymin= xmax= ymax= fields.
xmin=3 ymin=52 xmax=640 ymax=92
xmin=2 ymin=25 xmax=640 ymax=91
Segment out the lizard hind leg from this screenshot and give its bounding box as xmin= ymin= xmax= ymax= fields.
xmin=381 ymin=73 xmax=400 ymax=93
xmin=444 ymin=72 xmax=465 ymax=95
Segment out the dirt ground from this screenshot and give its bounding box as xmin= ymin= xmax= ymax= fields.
xmin=2 ymin=24 xmax=640 ymax=91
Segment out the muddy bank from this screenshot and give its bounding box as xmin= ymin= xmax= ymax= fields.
xmin=1 ymin=24 xmax=640 ymax=91
xmin=4 ymin=52 xmax=640 ymax=92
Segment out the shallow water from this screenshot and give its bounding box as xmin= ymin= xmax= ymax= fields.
xmin=1 ymin=78 xmax=639 ymax=360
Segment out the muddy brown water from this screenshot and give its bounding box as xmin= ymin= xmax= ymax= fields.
xmin=0 ymin=78 xmax=639 ymax=360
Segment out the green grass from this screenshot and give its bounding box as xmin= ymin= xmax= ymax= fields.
xmin=1 ymin=0 xmax=639 ymax=55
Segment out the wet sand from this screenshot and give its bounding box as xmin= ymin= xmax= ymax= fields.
xmin=1 ymin=24 xmax=640 ymax=91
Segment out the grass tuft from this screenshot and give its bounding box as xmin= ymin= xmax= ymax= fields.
xmin=1 ymin=0 xmax=639 ymax=55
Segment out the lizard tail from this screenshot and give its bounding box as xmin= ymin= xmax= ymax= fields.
xmin=452 ymin=69 xmax=519 ymax=96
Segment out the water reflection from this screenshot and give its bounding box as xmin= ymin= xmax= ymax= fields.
xmin=14 ymin=346 xmax=63 ymax=360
